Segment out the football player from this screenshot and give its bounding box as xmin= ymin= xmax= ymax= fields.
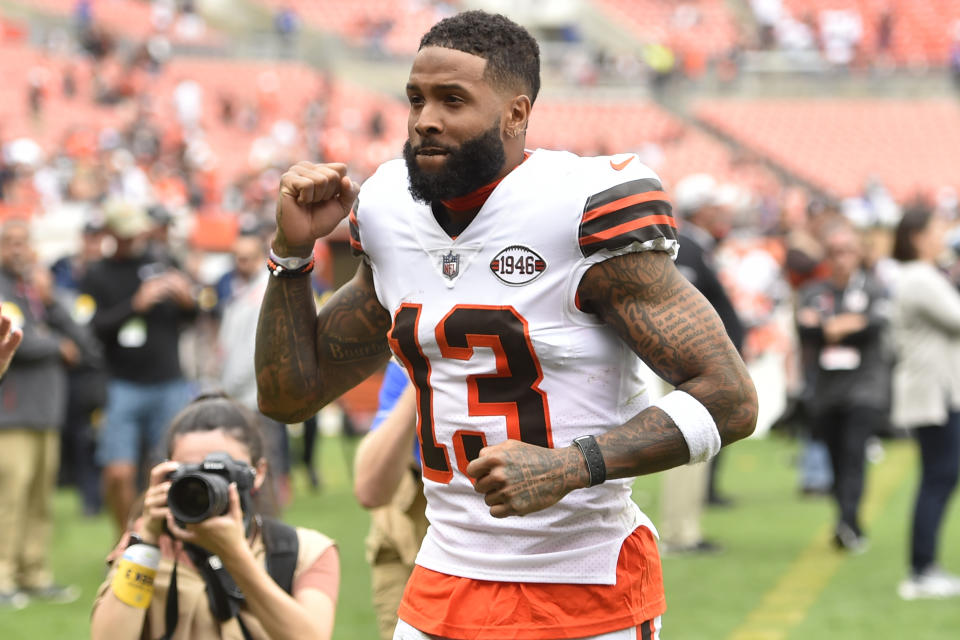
xmin=256 ymin=11 xmax=757 ymax=640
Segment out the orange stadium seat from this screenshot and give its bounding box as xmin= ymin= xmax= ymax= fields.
xmin=0 ymin=37 xmax=410 ymax=199
xmin=590 ymin=0 xmax=742 ymax=63
xmin=779 ymin=0 xmax=960 ymax=66
xmin=694 ymin=98 xmax=960 ymax=200
xmin=26 ymin=0 xmax=226 ymax=47
xmin=526 ymin=99 xmax=776 ymax=191
xmin=255 ymin=0 xmax=449 ymax=56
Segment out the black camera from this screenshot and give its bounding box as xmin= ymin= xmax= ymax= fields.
xmin=167 ymin=452 xmax=257 ymax=525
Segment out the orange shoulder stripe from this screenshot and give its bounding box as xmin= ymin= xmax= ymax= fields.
xmin=582 ymin=191 xmax=668 ymax=224
xmin=579 ymin=215 xmax=677 ymax=246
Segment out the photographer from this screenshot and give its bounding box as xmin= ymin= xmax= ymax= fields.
xmin=91 ymin=395 xmax=339 ymax=640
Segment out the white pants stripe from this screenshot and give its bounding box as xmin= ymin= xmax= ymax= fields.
xmin=393 ymin=616 xmax=663 ymax=640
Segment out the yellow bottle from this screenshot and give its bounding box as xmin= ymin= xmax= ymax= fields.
xmin=111 ymin=543 xmax=161 ymax=609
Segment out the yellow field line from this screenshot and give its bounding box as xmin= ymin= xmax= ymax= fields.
xmin=725 ymin=443 xmax=913 ymax=640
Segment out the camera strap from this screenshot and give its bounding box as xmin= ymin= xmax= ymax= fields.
xmin=158 ymin=547 xmax=249 ymax=640
xmin=158 ymin=558 xmax=178 ymax=640
xmin=261 ymin=517 xmax=299 ymax=595
xmin=157 ymin=522 xmax=299 ymax=640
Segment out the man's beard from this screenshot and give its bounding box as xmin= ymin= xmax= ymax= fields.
xmin=403 ymin=121 xmax=506 ymax=204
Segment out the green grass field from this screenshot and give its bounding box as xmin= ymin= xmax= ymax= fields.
xmin=2 ymin=434 xmax=960 ymax=639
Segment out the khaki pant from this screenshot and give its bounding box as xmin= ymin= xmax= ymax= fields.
xmin=367 ymin=470 xmax=429 ymax=640
xmin=658 ymin=460 xmax=709 ymax=549
xmin=0 ymin=429 xmax=59 ymax=592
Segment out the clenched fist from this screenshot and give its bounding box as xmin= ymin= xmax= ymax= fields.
xmin=467 ymin=439 xmax=590 ymax=518
xmin=274 ymin=162 xmax=360 ymax=258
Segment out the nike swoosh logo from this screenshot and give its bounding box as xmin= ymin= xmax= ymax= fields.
xmin=609 ymin=155 xmax=635 ymax=171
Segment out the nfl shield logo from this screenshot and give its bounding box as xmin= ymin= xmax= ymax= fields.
xmin=441 ymin=251 xmax=460 ymax=280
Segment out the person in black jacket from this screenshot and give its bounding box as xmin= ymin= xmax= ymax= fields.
xmin=0 ymin=220 xmax=95 ymax=608
xmin=659 ymin=174 xmax=746 ymax=553
xmin=796 ymin=220 xmax=891 ymax=551
xmin=81 ymin=200 xmax=197 ymax=533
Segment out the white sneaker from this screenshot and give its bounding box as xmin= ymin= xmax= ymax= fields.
xmin=0 ymin=590 xmax=29 ymax=610
xmin=898 ymin=568 xmax=960 ymax=600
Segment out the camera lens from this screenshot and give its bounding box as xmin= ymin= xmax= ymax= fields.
xmin=168 ymin=473 xmax=230 ymax=524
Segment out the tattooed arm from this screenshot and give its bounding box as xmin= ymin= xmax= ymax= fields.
xmin=255 ymin=262 xmax=392 ymax=423
xmin=579 ymin=250 xmax=757 ymax=476
xmin=256 ymin=161 xmax=392 ymax=423
xmin=467 ymin=250 xmax=757 ymax=517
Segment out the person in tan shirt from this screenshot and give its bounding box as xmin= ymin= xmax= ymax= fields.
xmin=91 ymin=394 xmax=339 ymax=640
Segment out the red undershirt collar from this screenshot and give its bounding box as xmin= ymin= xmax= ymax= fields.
xmin=440 ymin=151 xmax=531 ymax=212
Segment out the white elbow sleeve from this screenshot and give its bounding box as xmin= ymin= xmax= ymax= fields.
xmin=653 ymin=390 xmax=721 ymax=464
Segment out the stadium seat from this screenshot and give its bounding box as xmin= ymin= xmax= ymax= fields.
xmin=777 ymin=0 xmax=960 ymax=66
xmin=695 ymin=98 xmax=960 ymax=200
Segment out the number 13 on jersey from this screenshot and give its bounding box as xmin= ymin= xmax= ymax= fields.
xmin=389 ymin=304 xmax=554 ymax=484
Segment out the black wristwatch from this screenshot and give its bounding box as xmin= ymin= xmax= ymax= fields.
xmin=572 ymin=435 xmax=607 ymax=487
xmin=125 ymin=532 xmax=158 ymax=549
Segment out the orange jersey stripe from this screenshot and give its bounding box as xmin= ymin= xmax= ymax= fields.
xmin=348 ymin=209 xmax=358 ymax=225
xmin=397 ymin=526 xmax=665 ymax=640
xmin=579 ymin=215 xmax=677 ymax=246
xmin=582 ymin=191 xmax=668 ymax=223
xmin=349 ymin=237 xmax=363 ymax=251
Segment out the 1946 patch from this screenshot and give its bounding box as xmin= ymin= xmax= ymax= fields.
xmin=489 ymin=245 xmax=546 ymax=286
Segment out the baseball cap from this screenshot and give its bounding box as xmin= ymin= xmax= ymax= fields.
xmin=673 ymin=173 xmax=718 ymax=216
xmin=102 ymin=199 xmax=153 ymax=239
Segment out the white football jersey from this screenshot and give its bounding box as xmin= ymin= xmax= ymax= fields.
xmin=351 ymin=148 xmax=678 ymax=584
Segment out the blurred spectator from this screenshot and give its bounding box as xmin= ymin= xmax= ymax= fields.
xmin=751 ymin=0 xmax=783 ymax=49
xmin=951 ymin=23 xmax=960 ymax=91
xmin=81 ymin=200 xmax=195 ymax=532
xmin=782 ymin=191 xmax=833 ymax=290
xmin=353 ymin=363 xmax=426 ymax=640
xmin=890 ymin=208 xmax=960 ymax=599
xmin=0 ymin=219 xmax=89 ymax=608
xmin=820 ymin=9 xmax=863 ymax=68
xmin=876 ymin=6 xmax=894 ymax=59
xmin=73 ymin=0 xmax=93 ymax=37
xmin=675 ymin=174 xmax=745 ymax=509
xmin=780 ymin=193 xmax=840 ymax=494
xmin=658 ymin=173 xmax=744 ymax=554
xmin=274 ymin=5 xmax=300 ymax=53
xmin=216 ymin=231 xmax=291 ymax=507
xmin=173 ymin=78 xmax=203 ymax=130
xmin=796 ymin=220 xmax=890 ymax=552
xmin=51 ymin=219 xmax=106 ymax=290
xmin=50 ymin=219 xmax=109 ymax=516
xmin=144 ymin=204 xmax=177 ymax=267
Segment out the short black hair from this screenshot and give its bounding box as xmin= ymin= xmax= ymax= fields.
xmin=419 ymin=10 xmax=541 ymax=105
xmin=892 ymin=206 xmax=933 ymax=262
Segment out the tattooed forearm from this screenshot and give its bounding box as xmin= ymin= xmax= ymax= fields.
xmin=595 ymin=406 xmax=693 ymax=480
xmin=256 ymin=262 xmax=391 ymax=422
xmin=256 ymin=273 xmax=319 ymax=421
xmin=315 ymin=269 xmax=392 ymax=364
xmin=578 ymin=251 xmax=758 ymax=479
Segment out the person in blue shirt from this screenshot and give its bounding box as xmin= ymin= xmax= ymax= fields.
xmin=353 ymin=361 xmax=425 ymax=640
